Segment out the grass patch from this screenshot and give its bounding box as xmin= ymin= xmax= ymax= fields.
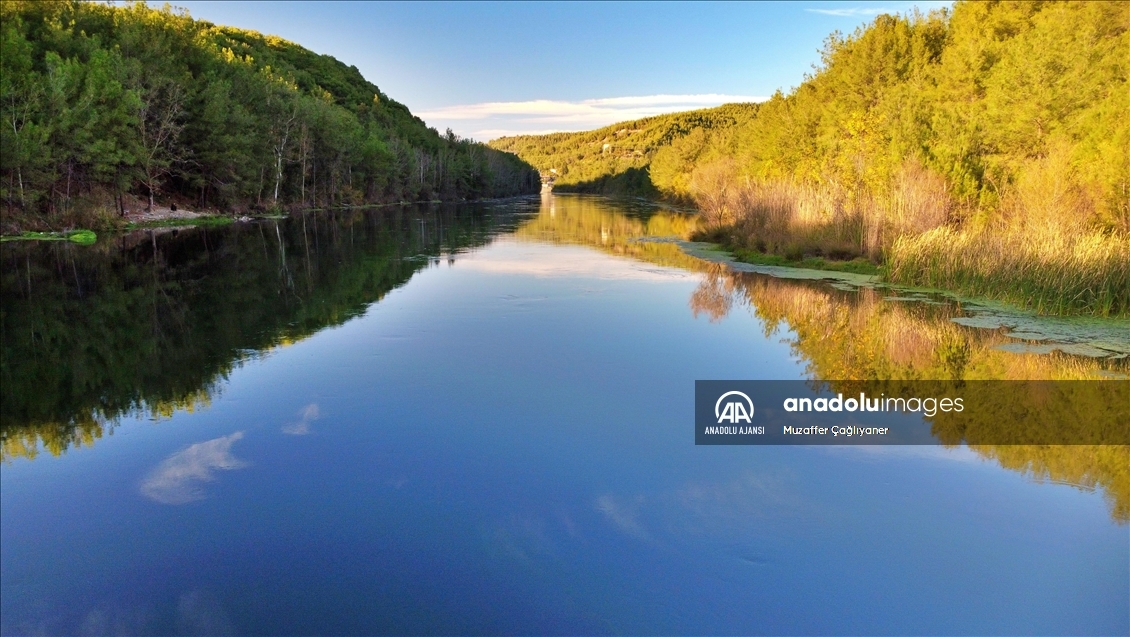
xmin=1 ymin=229 xmax=97 ymax=245
xmin=731 ymin=247 xmax=880 ymax=275
xmin=887 ymin=228 xmax=1129 ymax=317
xmin=125 ymin=216 xmax=234 ymax=230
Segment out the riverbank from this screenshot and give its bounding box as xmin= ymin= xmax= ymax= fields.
xmin=546 ymin=194 xmax=1126 ymax=318
xmin=0 ymin=208 xmax=235 ymax=241
xmin=1 ymin=193 xmax=544 ymax=241
xmin=670 ymin=238 xmax=1129 ymax=361
xmin=694 ymin=221 xmax=1129 ymax=318
xmin=728 ymin=248 xmax=879 ymax=276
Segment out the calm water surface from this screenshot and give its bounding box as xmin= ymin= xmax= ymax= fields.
xmin=1 ymin=195 xmax=1127 ymax=635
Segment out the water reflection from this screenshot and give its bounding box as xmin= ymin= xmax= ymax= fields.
xmin=3 ymin=195 xmax=1127 ymax=521
xmin=520 ymin=196 xmax=1130 ymax=521
xmin=1 ymin=203 xmax=535 ymax=461
xmin=511 ymin=195 xmax=1128 ymax=381
xmin=517 ymin=195 xmax=707 ymax=273
xmin=691 ymin=268 xmax=1129 ymax=519
xmin=139 ymin=432 xmax=248 ymax=505
xmin=282 ymin=404 xmax=320 ymax=436
xmin=595 ymin=494 xmax=652 ymax=542
xmin=1 ymin=195 xmax=1125 ymax=633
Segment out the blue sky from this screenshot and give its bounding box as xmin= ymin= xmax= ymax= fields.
xmin=171 ymin=1 xmax=951 ymax=140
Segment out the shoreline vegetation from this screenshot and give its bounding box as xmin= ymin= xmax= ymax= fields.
xmin=0 ymin=228 xmax=96 ymax=244
xmin=727 ymin=246 xmax=880 ymax=276
xmin=0 ymin=1 xmax=540 ymax=237
xmin=0 ymin=192 xmax=542 ymax=238
xmin=493 ymin=1 xmax=1130 ymax=317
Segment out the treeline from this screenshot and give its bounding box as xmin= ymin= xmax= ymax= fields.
xmin=0 ymin=1 xmax=539 ymax=230
xmin=490 ymin=104 xmax=758 ymax=196
xmin=495 ymin=1 xmax=1129 ymax=316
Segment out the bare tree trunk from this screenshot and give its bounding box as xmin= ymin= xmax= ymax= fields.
xmin=298 ymin=124 xmax=310 ymax=206
xmin=65 ymin=160 xmax=72 ymax=214
xmin=270 ymin=99 xmax=298 ymax=206
xmin=136 ymin=81 xmax=185 ymax=213
xmin=274 ymin=149 xmax=284 ymax=203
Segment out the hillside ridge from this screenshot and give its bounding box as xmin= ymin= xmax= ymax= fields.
xmin=489 ymin=103 xmax=758 ymax=195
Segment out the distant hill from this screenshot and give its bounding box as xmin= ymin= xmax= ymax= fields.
xmin=489 ymin=103 xmax=759 ymax=196
xmin=0 ymin=1 xmax=539 ymax=230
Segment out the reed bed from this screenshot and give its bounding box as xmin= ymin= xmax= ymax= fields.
xmin=887 ymin=228 xmax=1130 ymax=317
xmin=692 ymin=160 xmax=951 ymax=261
xmin=690 ymin=157 xmax=1129 ymax=317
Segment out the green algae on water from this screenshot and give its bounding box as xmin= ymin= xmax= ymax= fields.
xmin=1 ymin=229 xmax=97 ymax=245
xmin=125 ymin=216 xmax=234 ymax=230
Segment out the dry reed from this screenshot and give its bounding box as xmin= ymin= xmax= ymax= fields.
xmin=887 ymin=227 xmax=1130 ymax=316
xmin=690 ymin=156 xmax=1128 ymax=316
xmin=691 ymin=158 xmax=951 ymax=261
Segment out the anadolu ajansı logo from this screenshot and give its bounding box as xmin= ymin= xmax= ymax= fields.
xmin=715 ymin=391 xmax=754 ymax=424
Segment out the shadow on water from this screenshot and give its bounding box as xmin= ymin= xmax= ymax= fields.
xmin=0 ymin=200 xmax=539 ymax=461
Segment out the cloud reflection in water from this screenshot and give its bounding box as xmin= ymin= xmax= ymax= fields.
xmin=140 ymin=432 xmax=248 ymax=504
xmin=283 ymin=403 xmax=320 ymax=435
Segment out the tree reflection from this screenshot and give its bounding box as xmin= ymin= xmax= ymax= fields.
xmin=514 ymin=194 xmax=706 ymax=273
xmin=1 ymin=204 xmax=522 ymax=461
xmin=520 ymin=195 xmax=1129 ymax=522
xmin=688 ymin=265 xmax=735 ymax=323
xmin=717 ymin=256 xmax=1128 ymax=522
xmin=5 ymin=195 xmax=1127 ymax=522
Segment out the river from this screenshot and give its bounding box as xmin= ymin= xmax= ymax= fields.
xmin=1 ymin=195 xmax=1127 ymax=635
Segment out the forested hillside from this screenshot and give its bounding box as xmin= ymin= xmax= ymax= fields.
xmin=0 ymin=1 xmax=539 ymax=231
xmin=490 ymin=103 xmax=758 ymax=196
xmin=495 ymin=1 xmax=1129 ymax=316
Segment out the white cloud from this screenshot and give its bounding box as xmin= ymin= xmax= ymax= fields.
xmin=803 ymin=2 xmax=951 ymax=17
xmin=469 ymin=128 xmax=569 ymax=140
xmin=416 ymin=94 xmax=767 ymax=140
xmin=805 ymin=7 xmax=887 ymax=16
xmin=140 ymin=432 xmax=248 ymax=504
